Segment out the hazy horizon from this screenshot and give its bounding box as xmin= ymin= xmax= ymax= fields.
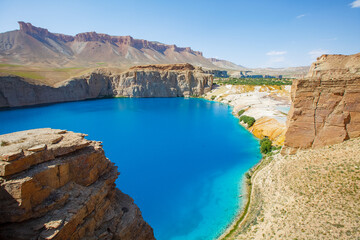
xmin=0 ymin=0 xmax=359 ymax=68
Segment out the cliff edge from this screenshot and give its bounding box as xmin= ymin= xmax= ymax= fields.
xmin=0 ymin=63 xmax=213 ymax=108
xmin=283 ymin=53 xmax=360 ymax=154
xmin=0 ymin=128 xmax=155 ymax=240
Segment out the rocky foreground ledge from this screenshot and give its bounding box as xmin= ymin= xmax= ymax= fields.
xmin=0 ymin=128 xmax=155 ymax=240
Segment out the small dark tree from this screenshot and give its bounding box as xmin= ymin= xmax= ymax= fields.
xmin=260 ymin=137 xmax=272 ymax=154
xmin=239 ymin=115 xmax=256 ymax=127
xmin=238 ymin=109 xmax=245 ymax=116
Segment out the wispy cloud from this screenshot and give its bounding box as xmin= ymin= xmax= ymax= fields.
xmin=308 ymin=49 xmax=329 ymax=61
xmin=266 ymin=51 xmax=287 ymax=67
xmin=266 ymin=51 xmax=287 ymax=56
xmin=350 ymin=0 xmax=360 ymax=8
xmin=270 ymin=56 xmax=286 ymax=63
xmin=323 ymin=37 xmax=338 ymax=41
xmin=296 ymin=14 xmax=306 ymax=19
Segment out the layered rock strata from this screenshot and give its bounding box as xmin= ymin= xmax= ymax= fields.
xmin=283 ymin=53 xmax=360 ymax=154
xmin=0 ymin=63 xmax=213 ymax=108
xmin=248 ymin=117 xmax=286 ymax=146
xmin=0 ymin=128 xmax=155 ymax=240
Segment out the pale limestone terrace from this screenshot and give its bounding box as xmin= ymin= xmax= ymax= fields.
xmin=0 ymin=128 xmax=155 ymax=240
xmin=204 ymin=85 xmax=291 ymax=145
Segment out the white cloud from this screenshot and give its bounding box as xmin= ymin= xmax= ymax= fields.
xmin=270 ymin=56 xmax=285 ymax=63
xmin=308 ymin=49 xmax=329 ymax=61
xmin=351 ymin=0 xmax=360 ymax=8
xmin=266 ymin=51 xmax=287 ymax=56
xmin=296 ymin=14 xmax=306 ymax=19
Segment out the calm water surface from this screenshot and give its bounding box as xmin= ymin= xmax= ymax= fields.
xmin=0 ymin=98 xmax=261 ymax=240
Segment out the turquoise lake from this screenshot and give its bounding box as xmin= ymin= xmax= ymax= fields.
xmin=0 ymin=98 xmax=261 ymax=240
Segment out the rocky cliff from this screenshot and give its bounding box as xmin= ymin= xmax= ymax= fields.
xmin=0 ymin=63 xmax=213 ymax=108
xmin=283 ymin=53 xmax=360 ymax=154
xmin=0 ymin=128 xmax=155 ymax=240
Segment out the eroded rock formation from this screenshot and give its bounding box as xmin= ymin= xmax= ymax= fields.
xmin=0 ymin=128 xmax=155 ymax=240
xmin=0 ymin=63 xmax=213 ymax=108
xmin=283 ymin=53 xmax=360 ymax=154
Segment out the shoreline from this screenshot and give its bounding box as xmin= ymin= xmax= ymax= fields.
xmin=202 ymin=91 xmax=284 ymax=240
xmin=198 ymin=97 xmax=261 ymax=239
xmin=216 ymin=153 xmax=275 ymax=240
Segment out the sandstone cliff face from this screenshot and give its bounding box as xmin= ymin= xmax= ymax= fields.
xmin=0 ymin=63 xmax=213 ymax=108
xmin=0 ymin=128 xmax=155 ymax=240
xmin=283 ymin=53 xmax=360 ymax=154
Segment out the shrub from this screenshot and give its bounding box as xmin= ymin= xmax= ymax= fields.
xmin=1 ymin=141 xmax=9 ymax=147
xmin=211 ymin=95 xmax=216 ymax=100
xmin=237 ymin=109 xmax=245 ymax=116
xmin=260 ymin=137 xmax=272 ymax=154
xmin=215 ymin=77 xmax=292 ymax=86
xmin=239 ymin=115 xmax=256 ymax=127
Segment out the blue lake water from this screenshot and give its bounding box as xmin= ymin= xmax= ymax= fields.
xmin=0 ymin=98 xmax=261 ymax=240
xmin=276 ymin=105 xmax=291 ymax=114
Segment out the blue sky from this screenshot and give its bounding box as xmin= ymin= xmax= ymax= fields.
xmin=0 ymin=0 xmax=359 ymax=68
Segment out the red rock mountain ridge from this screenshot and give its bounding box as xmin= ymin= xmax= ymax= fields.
xmin=0 ymin=22 xmax=221 ymax=68
xmin=283 ymin=53 xmax=360 ymax=154
xmin=19 ymin=22 xmax=203 ymax=56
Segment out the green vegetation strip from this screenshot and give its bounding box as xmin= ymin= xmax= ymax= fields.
xmin=215 ymin=77 xmax=292 ymax=86
xmin=0 ymin=70 xmax=45 ymax=80
xmin=52 ymin=67 xmax=84 ymax=72
xmin=0 ymin=63 xmax=21 ymax=68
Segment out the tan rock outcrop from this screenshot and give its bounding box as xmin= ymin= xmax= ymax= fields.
xmin=0 ymin=128 xmax=155 ymax=240
xmin=283 ymin=53 xmax=360 ymax=154
xmin=249 ymin=117 xmax=286 ymax=146
xmin=0 ymin=63 xmax=213 ymax=108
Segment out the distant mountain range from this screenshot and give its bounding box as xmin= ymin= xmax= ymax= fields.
xmin=0 ymin=22 xmax=309 ymax=77
xmin=208 ymin=58 xmax=247 ymax=71
xmin=0 ymin=22 xmax=241 ymax=69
